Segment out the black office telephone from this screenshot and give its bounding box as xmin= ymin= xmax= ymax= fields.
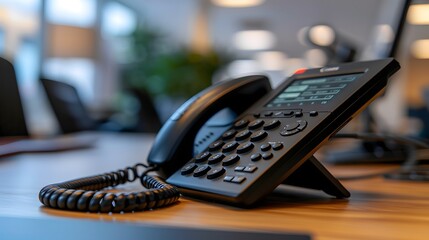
xmin=40 ymin=58 xmax=400 ymax=212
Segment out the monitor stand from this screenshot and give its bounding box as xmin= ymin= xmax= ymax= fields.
xmin=324 ymin=109 xmax=408 ymax=165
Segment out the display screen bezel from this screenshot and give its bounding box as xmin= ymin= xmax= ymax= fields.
xmin=265 ymin=72 xmax=364 ymax=109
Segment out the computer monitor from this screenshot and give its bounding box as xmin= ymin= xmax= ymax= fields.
xmin=359 ymin=0 xmax=410 ymax=60
xmin=0 ymin=57 xmax=29 ymax=137
xmin=324 ymin=0 xmax=411 ymax=164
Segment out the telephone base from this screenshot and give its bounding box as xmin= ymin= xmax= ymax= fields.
xmin=281 ymin=155 xmax=350 ymax=198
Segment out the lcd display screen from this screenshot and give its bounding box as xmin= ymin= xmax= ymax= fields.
xmin=266 ymin=73 xmax=363 ymax=107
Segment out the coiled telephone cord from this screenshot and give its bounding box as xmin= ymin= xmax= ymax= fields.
xmin=39 ymin=163 xmax=180 ymax=213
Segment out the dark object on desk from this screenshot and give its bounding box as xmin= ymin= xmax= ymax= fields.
xmin=0 ymin=57 xmax=29 ymax=137
xmin=0 ymin=216 xmax=311 ymax=240
xmin=0 ymin=133 xmax=97 ymax=158
xmin=41 ymin=78 xmax=96 ymax=134
xmin=41 ymin=78 xmax=161 ymax=134
xmin=128 ymin=88 xmax=162 ymax=133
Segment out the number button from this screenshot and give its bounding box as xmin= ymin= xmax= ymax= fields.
xmin=208 ymin=140 xmax=224 ymax=152
xmin=181 ymin=163 xmax=197 ymax=175
xmin=207 ymin=167 xmax=226 ymax=179
xmin=236 ymin=142 xmax=254 ymax=154
xmin=222 ymin=154 xmax=240 ymax=166
xmin=251 ymin=153 xmax=262 ymax=161
xmin=250 ymin=130 xmax=267 ymax=142
xmin=260 ymin=143 xmax=271 ymax=151
xmin=235 ymin=130 xmax=251 ymax=141
xmin=263 ymin=119 xmax=280 ymax=130
xmin=193 ymin=165 xmax=211 ymax=177
xmin=272 ymin=142 xmax=283 ymax=150
xmin=248 ymin=119 xmax=264 ymax=129
xmin=222 ymin=141 xmax=239 ymax=153
xmin=195 ymin=152 xmax=211 ymax=163
xmin=222 ymin=129 xmax=237 ymax=140
xmin=234 ymin=119 xmax=249 ymax=129
xmin=208 ymin=153 xmax=225 ymax=165
xmin=262 ymin=152 xmax=273 ymax=160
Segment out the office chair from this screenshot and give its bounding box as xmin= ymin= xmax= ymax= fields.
xmin=41 ymin=78 xmax=96 ymax=134
xmin=128 ymin=88 xmax=162 ymax=133
xmin=0 ymin=57 xmax=29 ymax=137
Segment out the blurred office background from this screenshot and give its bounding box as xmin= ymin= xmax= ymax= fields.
xmin=0 ymin=0 xmax=428 ymax=136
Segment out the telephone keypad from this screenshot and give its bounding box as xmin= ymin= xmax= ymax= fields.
xmin=182 ymin=113 xmax=315 ymax=184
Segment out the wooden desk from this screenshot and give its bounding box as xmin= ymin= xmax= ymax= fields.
xmin=1 ymin=132 xmax=429 ymax=240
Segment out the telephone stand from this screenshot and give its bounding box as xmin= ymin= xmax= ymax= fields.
xmin=281 ymin=155 xmax=350 ymax=198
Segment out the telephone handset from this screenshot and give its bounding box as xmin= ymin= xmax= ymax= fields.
xmin=148 ymin=75 xmax=272 ymax=177
xmin=39 ymin=58 xmax=400 ymax=212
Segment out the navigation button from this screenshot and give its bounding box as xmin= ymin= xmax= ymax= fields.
xmin=283 ymin=122 xmax=299 ymax=131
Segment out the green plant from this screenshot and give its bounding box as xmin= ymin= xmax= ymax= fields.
xmin=122 ymin=26 xmax=230 ymax=99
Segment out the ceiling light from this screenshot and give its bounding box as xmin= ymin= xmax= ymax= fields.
xmin=304 ymin=48 xmax=328 ymax=67
xmin=407 ymin=4 xmax=429 ymax=25
xmin=227 ymin=59 xmax=262 ymax=76
xmin=254 ymin=51 xmax=287 ymax=71
xmin=233 ymin=30 xmax=276 ymax=50
xmin=411 ymin=39 xmax=429 ymax=59
xmin=211 ymin=0 xmax=265 ymax=8
xmin=308 ymin=25 xmax=336 ymax=47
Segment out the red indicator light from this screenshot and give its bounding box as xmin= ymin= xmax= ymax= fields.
xmin=294 ymin=68 xmax=307 ymax=75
